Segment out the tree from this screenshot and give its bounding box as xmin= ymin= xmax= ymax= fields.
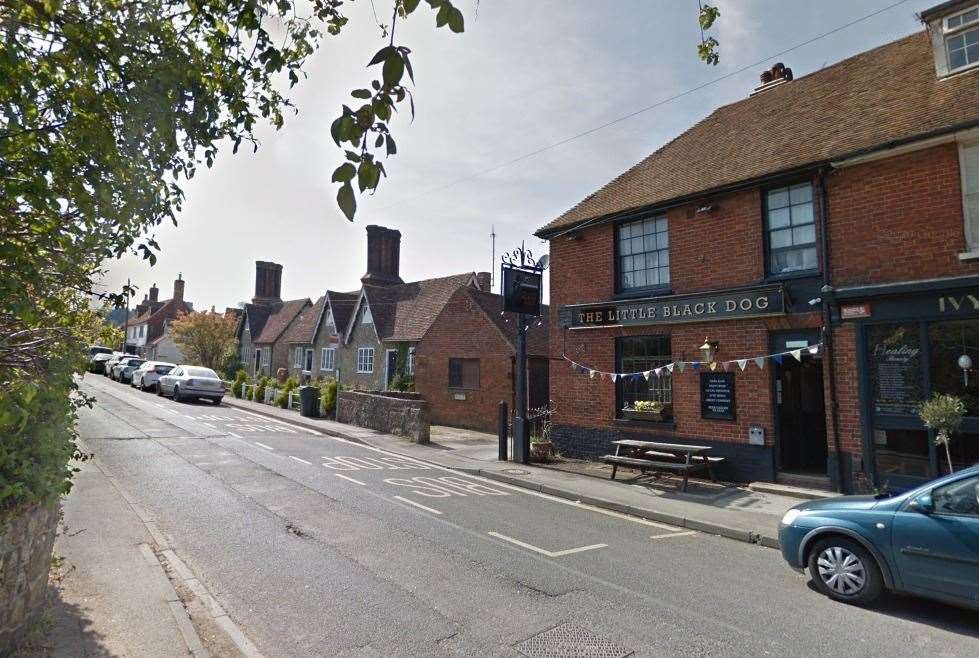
xmin=170 ymin=311 xmax=238 ymax=371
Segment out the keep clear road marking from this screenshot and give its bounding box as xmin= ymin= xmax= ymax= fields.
xmin=227 ymin=432 xmax=242 ymax=439
xmin=253 ymin=442 xmax=274 ymax=451
xmin=234 ymin=408 xmax=323 ymax=436
xmin=650 ymin=531 xmax=698 ymax=540
xmin=393 ymin=496 xmax=442 ymax=515
xmin=333 ymin=473 xmax=367 ymax=486
xmin=487 ymin=532 xmax=607 ymax=558
xmin=289 ymin=455 xmax=311 ymax=465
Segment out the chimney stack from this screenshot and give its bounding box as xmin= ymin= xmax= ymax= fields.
xmin=173 ymin=274 xmax=185 ymax=302
xmin=149 ymin=283 xmax=159 ymax=302
xmin=475 ymin=272 xmax=491 ymax=291
xmin=751 ymin=62 xmax=793 ymax=95
xmin=253 ymin=261 xmax=283 ymax=305
xmin=361 ymin=225 xmax=403 ymax=286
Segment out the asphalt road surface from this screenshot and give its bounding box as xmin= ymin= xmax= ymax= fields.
xmin=75 ymin=375 xmax=979 ymax=657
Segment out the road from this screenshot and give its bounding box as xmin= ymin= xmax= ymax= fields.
xmin=74 ymin=374 xmax=979 ymax=657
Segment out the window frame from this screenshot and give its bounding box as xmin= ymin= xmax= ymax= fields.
xmin=261 ymin=347 xmax=270 ymax=368
xmin=930 ymin=474 xmax=979 ymax=518
xmin=321 ymin=347 xmax=336 ymax=371
xmin=762 ymin=180 xmax=819 ymax=279
xmin=961 ymin=140 xmax=979 ymax=251
xmin=613 ymin=214 xmax=671 ymax=296
xmin=304 ymin=348 xmax=313 ymax=371
xmin=448 ymin=358 xmax=480 ymax=390
xmin=293 ymin=346 xmax=303 ymax=368
xmin=614 ymin=335 xmax=673 ymax=418
xmin=357 ymin=347 xmax=375 ymax=373
xmin=943 ymin=5 xmax=979 ymax=73
xmin=408 ymin=347 xmax=416 ymax=376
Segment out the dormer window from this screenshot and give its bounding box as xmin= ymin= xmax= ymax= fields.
xmin=361 ymin=305 xmax=372 ymax=324
xmin=944 ymin=4 xmax=979 ymax=72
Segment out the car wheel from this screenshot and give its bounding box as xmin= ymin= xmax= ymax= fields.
xmin=808 ymin=536 xmax=883 ymax=606
xmin=157 ymin=384 xmax=164 ymax=397
xmin=211 ymin=397 xmax=223 ymax=405
xmin=173 ymin=386 xmax=182 ymax=403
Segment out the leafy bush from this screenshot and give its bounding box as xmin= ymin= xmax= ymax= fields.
xmin=275 ymin=377 xmax=299 ymax=408
xmin=232 ymin=370 xmax=248 ymax=399
xmin=319 ymin=378 xmax=339 ymax=417
xmin=252 ymin=376 xmax=269 ymax=403
xmin=222 ymin=354 xmax=243 ymax=382
xmin=918 ymin=393 xmax=966 ymax=473
xmin=631 ymin=400 xmax=668 ymax=413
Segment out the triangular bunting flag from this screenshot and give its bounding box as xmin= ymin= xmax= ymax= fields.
xmin=754 ymin=357 xmax=766 ymax=370
xmin=692 ymin=362 xmax=700 ymax=372
xmin=589 ymin=369 xmax=596 ymax=379
xmin=808 ymin=345 xmax=819 ymax=355
xmin=654 ymin=367 xmax=662 ymax=378
xmin=611 ymin=374 xmax=618 ymax=382
xmin=643 ymin=370 xmax=652 ymax=381
xmin=709 ymin=361 xmax=718 ymax=371
xmin=791 ymin=349 xmax=803 ymax=362
xmin=772 ymin=354 xmax=784 ymax=365
xmin=721 ymin=361 xmax=730 ymax=372
xmin=737 ymin=359 xmax=748 ymax=371
xmin=676 ymin=361 xmax=686 ymax=373
xmin=666 ymin=363 xmax=675 ymax=374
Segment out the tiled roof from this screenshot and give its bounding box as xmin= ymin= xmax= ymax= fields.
xmin=280 ymin=297 xmax=322 ymax=344
xmin=241 ymin=303 xmax=273 ymax=339
xmin=466 ymin=289 xmax=549 ymax=356
xmin=319 ymin=290 xmax=359 ymax=339
xmin=254 ymin=298 xmax=309 ymax=344
xmin=365 ymin=273 xmax=476 ymax=342
xmin=131 ymin=298 xmax=190 ymax=325
xmin=538 ymin=31 xmax=979 ymax=236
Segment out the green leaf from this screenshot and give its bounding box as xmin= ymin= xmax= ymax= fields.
xmin=447 ymin=7 xmax=464 ymax=33
xmin=357 ymin=160 xmax=375 ymax=192
xmin=368 ymin=46 xmax=396 ymax=67
xmin=351 ymin=89 xmax=373 ymax=99
xmin=332 ymin=163 xmax=356 ymax=182
xmin=373 ymin=98 xmax=391 ymax=121
xmin=403 ymin=0 xmax=422 ymax=12
xmin=375 ymin=134 xmax=384 ymax=148
xmin=436 ymin=4 xmax=450 ymax=27
xmin=344 ymin=150 xmax=362 ymax=163
xmin=382 ymin=54 xmax=405 ymax=87
xmin=385 ymin=135 xmax=397 ymax=156
xmin=337 ymin=116 xmax=355 ymax=142
xmin=337 ymin=183 xmax=356 ymax=220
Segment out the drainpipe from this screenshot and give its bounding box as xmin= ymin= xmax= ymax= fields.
xmin=817 ymin=168 xmax=845 ymax=493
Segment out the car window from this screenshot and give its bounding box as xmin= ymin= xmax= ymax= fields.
xmin=170 ymin=368 xmax=182 ymax=376
xmin=185 ymin=367 xmax=218 ymax=378
xmin=155 ymin=365 xmax=173 ymax=374
xmin=933 ymin=475 xmax=979 ymax=517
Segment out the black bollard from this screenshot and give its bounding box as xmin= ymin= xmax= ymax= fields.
xmin=497 ymin=401 xmax=509 ymax=461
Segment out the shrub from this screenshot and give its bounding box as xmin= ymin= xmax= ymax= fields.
xmin=632 ymin=400 xmax=667 ymax=413
xmin=275 ymin=377 xmax=299 ymax=408
xmin=319 ymin=378 xmax=339 ymax=417
xmin=222 ymin=354 xmax=243 ymax=382
xmin=918 ymin=393 xmax=966 ymax=473
xmin=253 ymin=376 xmax=269 ymax=403
xmin=231 ymin=370 xmax=248 ymax=399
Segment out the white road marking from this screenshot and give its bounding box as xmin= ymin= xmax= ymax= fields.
xmin=166 ymin=409 xmax=179 ymax=415
xmin=486 ymin=532 xmax=607 ymax=557
xmin=227 ymin=432 xmax=242 ymax=439
xmin=234 ymin=409 xmax=322 ymax=436
xmin=253 ymin=442 xmax=274 ymax=451
xmin=183 ymin=415 xmax=195 ymax=419
xmin=289 ymin=456 xmax=312 ymax=465
xmin=393 ymin=496 xmax=442 ymax=515
xmin=333 ymin=473 xmax=366 ymax=486
xmin=650 ymin=531 xmax=698 ymax=540
xmin=201 ymin=422 xmax=216 ymax=429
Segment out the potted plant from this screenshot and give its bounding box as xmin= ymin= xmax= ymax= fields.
xmin=622 ymin=400 xmax=672 ymax=422
xmin=918 ymin=393 xmax=966 ymax=474
xmin=529 ymin=419 xmax=554 ymax=462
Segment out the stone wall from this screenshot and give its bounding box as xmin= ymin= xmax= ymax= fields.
xmin=0 ymin=502 xmax=59 ymax=654
xmin=337 ymin=391 xmax=431 ymax=443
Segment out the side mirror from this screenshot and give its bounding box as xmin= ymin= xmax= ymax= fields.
xmin=909 ymin=493 xmax=935 ymax=514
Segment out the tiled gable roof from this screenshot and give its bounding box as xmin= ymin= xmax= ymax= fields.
xmin=318 ymin=290 xmax=358 ymax=339
xmin=131 ymin=298 xmax=190 ymax=325
xmin=538 ymin=31 xmax=979 ymax=236
xmin=280 ymin=297 xmax=322 ymax=344
xmin=254 ymin=298 xmax=309 ymax=344
xmin=364 ymin=273 xmax=475 ymax=342
xmin=241 ymin=303 xmax=273 ymax=339
xmin=466 ymin=288 xmax=549 ymax=356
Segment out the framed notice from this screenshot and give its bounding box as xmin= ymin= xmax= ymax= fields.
xmin=701 ymin=372 xmax=736 ymax=421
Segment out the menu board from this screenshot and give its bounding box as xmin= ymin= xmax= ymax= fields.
xmin=868 ymin=324 xmax=923 ymax=416
xmin=701 ymin=372 xmax=736 ymax=421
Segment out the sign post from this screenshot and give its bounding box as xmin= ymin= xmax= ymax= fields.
xmin=501 ymin=242 xmax=545 ymax=464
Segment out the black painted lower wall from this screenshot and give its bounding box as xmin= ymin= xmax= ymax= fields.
xmin=551 ymin=423 xmax=776 ymax=483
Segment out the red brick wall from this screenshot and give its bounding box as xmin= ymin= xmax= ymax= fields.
xmin=415 ymin=288 xmax=514 ymax=432
xmin=825 ymin=323 xmax=862 ymax=455
xmin=828 ymin=143 xmax=978 ymax=286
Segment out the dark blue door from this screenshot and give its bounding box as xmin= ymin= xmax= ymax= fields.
xmin=892 ymin=474 xmax=979 ymax=603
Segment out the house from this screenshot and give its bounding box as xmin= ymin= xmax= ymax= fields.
xmin=309 ymin=290 xmax=358 ymax=380
xmin=414 ymin=286 xmax=549 ymax=433
xmin=280 ymin=296 xmax=324 ymax=378
xmin=144 ymin=318 xmax=184 ymax=364
xmin=126 ymin=277 xmax=192 ymax=356
xmin=536 ymin=1 xmax=979 ymax=492
xmin=337 ymin=225 xmax=489 ymax=390
xmin=236 ymin=261 xmax=309 ymax=378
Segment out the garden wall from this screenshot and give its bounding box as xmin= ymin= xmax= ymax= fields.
xmin=337 ymin=391 xmax=430 ymax=443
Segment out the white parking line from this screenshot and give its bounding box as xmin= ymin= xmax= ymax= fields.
xmin=486 ymin=532 xmax=607 ymax=557
xmin=235 ymin=409 xmax=322 ymax=436
xmin=201 ymin=422 xmax=216 ymax=429
xmin=333 ymin=473 xmax=366 ymax=486
xmin=393 ymin=496 xmax=442 ymax=515
xmin=289 ymin=456 xmax=312 ymax=465
xmin=253 ymin=442 xmax=273 ymax=451
xmin=227 ymin=432 xmax=242 ymax=439
xmin=650 ymin=531 xmax=698 ymax=540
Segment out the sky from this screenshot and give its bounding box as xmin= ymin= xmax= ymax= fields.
xmin=99 ymin=0 xmax=940 ymax=311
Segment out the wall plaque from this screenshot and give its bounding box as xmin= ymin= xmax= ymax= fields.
xmin=701 ymin=372 xmax=736 ymax=421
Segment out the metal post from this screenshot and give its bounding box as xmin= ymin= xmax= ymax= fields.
xmin=513 ymin=314 xmax=529 ymax=464
xmin=497 ymin=400 xmax=509 ymax=461
xmin=121 ymin=278 xmax=130 ymax=353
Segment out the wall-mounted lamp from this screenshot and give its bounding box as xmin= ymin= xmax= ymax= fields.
xmin=699 ymin=337 xmax=719 ymax=364
xmin=696 ymin=204 xmax=718 ymax=215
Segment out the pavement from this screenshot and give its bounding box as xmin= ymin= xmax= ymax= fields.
xmin=221 ymin=395 xmax=804 ymax=548
xmin=59 ymin=373 xmax=979 ymax=657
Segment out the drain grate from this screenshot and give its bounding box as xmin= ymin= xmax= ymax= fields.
xmin=514 ymin=623 xmax=634 ymax=658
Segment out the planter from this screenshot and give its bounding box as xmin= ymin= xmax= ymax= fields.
xmin=530 ymin=441 xmax=554 ymax=462
xmin=622 ymin=408 xmax=671 ymax=423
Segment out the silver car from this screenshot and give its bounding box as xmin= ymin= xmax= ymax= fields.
xmin=131 ymin=361 xmax=176 ymax=392
xmin=157 ymin=366 xmax=225 ymax=404
xmin=111 ymin=357 xmax=144 ymax=382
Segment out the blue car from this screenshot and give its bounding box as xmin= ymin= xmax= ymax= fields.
xmin=779 ymin=464 xmax=979 ymax=609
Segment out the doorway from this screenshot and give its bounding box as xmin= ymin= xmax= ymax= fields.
xmin=385 ymin=349 xmax=398 ymax=390
xmin=773 ymin=332 xmax=828 ymax=475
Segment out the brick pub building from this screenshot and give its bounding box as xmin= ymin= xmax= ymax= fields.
xmin=538 ymin=1 xmax=979 ymax=492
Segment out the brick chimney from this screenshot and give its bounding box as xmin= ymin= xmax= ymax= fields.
xmin=252 ymin=261 xmax=283 ymax=305
xmin=172 ymin=274 xmax=185 ymax=302
xmin=475 ymin=272 xmax=491 ymax=291
xmin=751 ymin=62 xmax=793 ymax=95
xmin=361 ymin=225 xmax=403 ymax=286
xmin=149 ymin=283 xmax=159 ymax=302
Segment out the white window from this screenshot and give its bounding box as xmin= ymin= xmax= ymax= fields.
xmin=945 ymin=5 xmax=979 ymax=72
xmin=357 ymin=347 xmax=374 ymax=373
xmin=304 ymin=348 xmax=313 ymax=371
xmin=408 ymin=347 xmax=415 ymax=375
xmin=261 ymin=347 xmax=270 ymax=367
xmin=321 ymin=347 xmax=336 ymax=371
xmin=325 ymin=309 xmax=334 ymax=327
xmin=139 ymin=324 xmax=145 ymax=337
xmin=362 ymin=305 xmax=372 ymax=324
xmin=294 ymin=346 xmax=303 ymax=367
xmin=963 ymin=141 xmax=979 ymax=249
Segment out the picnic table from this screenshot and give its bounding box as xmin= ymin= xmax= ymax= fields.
xmin=602 ymin=439 xmax=725 ymax=492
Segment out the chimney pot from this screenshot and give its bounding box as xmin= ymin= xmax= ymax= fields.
xmin=252 ymin=261 xmax=283 ymax=305
xmin=149 ymin=283 xmax=159 ymax=302
xmin=172 ymin=276 xmax=185 ymax=302
xmin=361 ymin=225 xmax=403 ymax=286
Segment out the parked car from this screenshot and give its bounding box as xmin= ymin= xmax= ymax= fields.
xmin=90 ymin=351 xmax=120 ymax=374
xmin=779 ymin=464 xmax=979 ymax=610
xmin=102 ymin=353 xmax=128 ymax=376
xmin=131 ymin=361 xmax=176 ymax=392
xmin=113 ymin=357 xmax=145 ymax=383
xmin=109 ymin=356 xmax=141 ymax=381
xmin=157 ymin=366 xmax=225 ymax=404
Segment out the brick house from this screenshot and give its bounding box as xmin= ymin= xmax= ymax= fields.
xmin=144 ymin=318 xmax=184 ymax=363
xmin=414 ymin=286 xmax=550 ymax=433
xmin=236 ymin=261 xmax=309 ymax=378
xmin=126 ymin=277 xmax=192 ymax=356
xmin=309 ymin=290 xmax=358 ymax=381
xmin=537 ymin=3 xmax=979 ymax=492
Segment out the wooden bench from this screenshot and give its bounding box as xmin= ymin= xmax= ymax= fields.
xmin=604 ymin=440 xmax=726 ymax=492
